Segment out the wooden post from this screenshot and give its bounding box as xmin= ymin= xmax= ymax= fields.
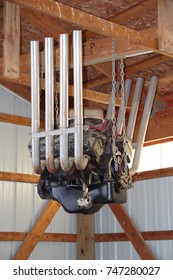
xmin=158 ymin=0 xmax=173 ymax=53
xmin=3 ymin=1 xmax=20 ymax=78
xmin=77 ymin=214 xmax=95 ymax=260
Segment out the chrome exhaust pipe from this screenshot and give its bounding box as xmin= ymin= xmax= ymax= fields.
xmin=45 ymin=38 xmax=59 ymax=173
xmin=31 ymin=41 xmax=44 ymax=174
xmin=127 ymin=77 xmax=144 ymax=141
xmin=73 ymin=30 xmax=89 ymax=170
xmin=130 ymin=76 xmax=158 ymax=175
xmin=117 ymin=79 xmax=132 ymax=135
xmin=60 ymin=34 xmax=74 ymax=172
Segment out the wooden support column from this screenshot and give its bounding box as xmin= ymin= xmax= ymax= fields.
xmin=109 ymin=205 xmax=156 ymax=260
xmin=12 ymin=200 xmax=61 ymax=260
xmin=77 ymin=214 xmax=95 ymax=260
xmin=158 ymin=0 xmax=173 ymax=53
xmin=3 ymin=1 xmax=20 ymax=78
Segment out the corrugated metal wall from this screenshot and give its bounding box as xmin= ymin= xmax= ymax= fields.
xmin=0 ymin=86 xmax=173 ymax=260
xmin=0 ymin=86 xmax=76 ymax=260
xmin=95 ymin=176 xmax=173 ymax=260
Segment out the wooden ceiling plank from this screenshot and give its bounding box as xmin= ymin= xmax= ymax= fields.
xmin=109 ymin=0 xmax=157 ymax=24
xmin=158 ymin=0 xmax=173 ymax=53
xmin=9 ymin=0 xmax=157 ymax=50
xmin=3 ymin=1 xmax=20 ymax=78
xmin=109 ymin=205 xmax=156 ymax=260
xmin=21 ymin=7 xmax=70 ymax=41
xmin=12 ymin=200 xmax=61 ymax=260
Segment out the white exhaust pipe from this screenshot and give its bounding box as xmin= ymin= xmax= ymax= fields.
xmin=130 ymin=76 xmax=158 ymax=175
xmin=60 ymin=34 xmax=74 ymax=172
xmin=73 ymin=30 xmax=89 ymax=170
xmin=116 ymin=79 xmax=132 ymax=135
xmin=31 ymin=41 xmax=44 ymax=174
xmin=127 ymin=77 xmax=144 ymax=141
xmin=45 ymin=38 xmax=59 ymax=173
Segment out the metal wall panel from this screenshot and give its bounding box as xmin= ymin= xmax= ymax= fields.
xmin=95 ymin=176 xmax=173 ymax=260
xmin=0 ymin=87 xmax=76 ymax=260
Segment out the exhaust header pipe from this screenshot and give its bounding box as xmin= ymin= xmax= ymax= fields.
xmin=31 ymin=31 xmax=88 ymax=174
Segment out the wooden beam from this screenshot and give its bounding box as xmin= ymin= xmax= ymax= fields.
xmin=9 ymin=0 xmax=158 ymax=50
xmin=85 ymin=0 xmax=157 ymax=40
xmin=0 ymin=232 xmax=76 ymax=242
xmin=133 ymin=167 xmax=173 ymax=182
xmin=0 ymin=171 xmax=39 ymax=184
xmin=0 ymin=112 xmax=44 ymax=129
xmin=12 ymin=37 xmax=150 ymax=74
xmin=109 ymin=205 xmax=156 ymax=260
xmin=0 ymin=72 xmax=122 ymax=107
xmin=95 ymin=230 xmax=173 ymax=242
xmin=1 ymin=230 xmax=173 ymax=242
xmin=21 ymin=7 xmax=70 ymax=41
xmin=12 ymin=200 xmax=61 ymax=260
xmin=87 ymin=54 xmax=170 ymax=89
xmin=3 ymin=1 xmax=20 ymax=78
xmin=77 ymin=214 xmax=95 ymax=260
xmin=0 ymin=78 xmax=31 ymax=103
xmin=158 ymin=0 xmax=173 ymax=53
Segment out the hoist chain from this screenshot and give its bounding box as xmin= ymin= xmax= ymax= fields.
xmin=119 ymin=59 xmax=128 ymax=175
xmin=40 ymin=50 xmax=45 ymax=100
xmin=54 ymin=71 xmax=59 ymax=128
xmin=111 ymin=39 xmax=118 ymax=172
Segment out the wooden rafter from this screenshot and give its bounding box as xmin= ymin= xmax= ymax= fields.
xmin=109 ymin=205 xmax=156 ymax=260
xmin=12 ymin=200 xmax=61 ymax=260
xmin=9 ymin=0 xmax=158 ymax=51
xmin=1 ymin=37 xmax=149 ymax=74
xmin=86 ymin=54 xmax=171 ymax=89
xmin=85 ymin=0 xmax=157 ymax=40
xmin=21 ymin=7 xmax=70 ymax=41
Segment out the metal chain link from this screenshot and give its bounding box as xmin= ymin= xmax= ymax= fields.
xmin=111 ymin=39 xmax=118 ymax=172
xmin=54 ymin=71 xmax=59 ymax=128
xmin=119 ymin=58 xmax=128 ymax=175
xmin=40 ymin=50 xmax=45 ymax=100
